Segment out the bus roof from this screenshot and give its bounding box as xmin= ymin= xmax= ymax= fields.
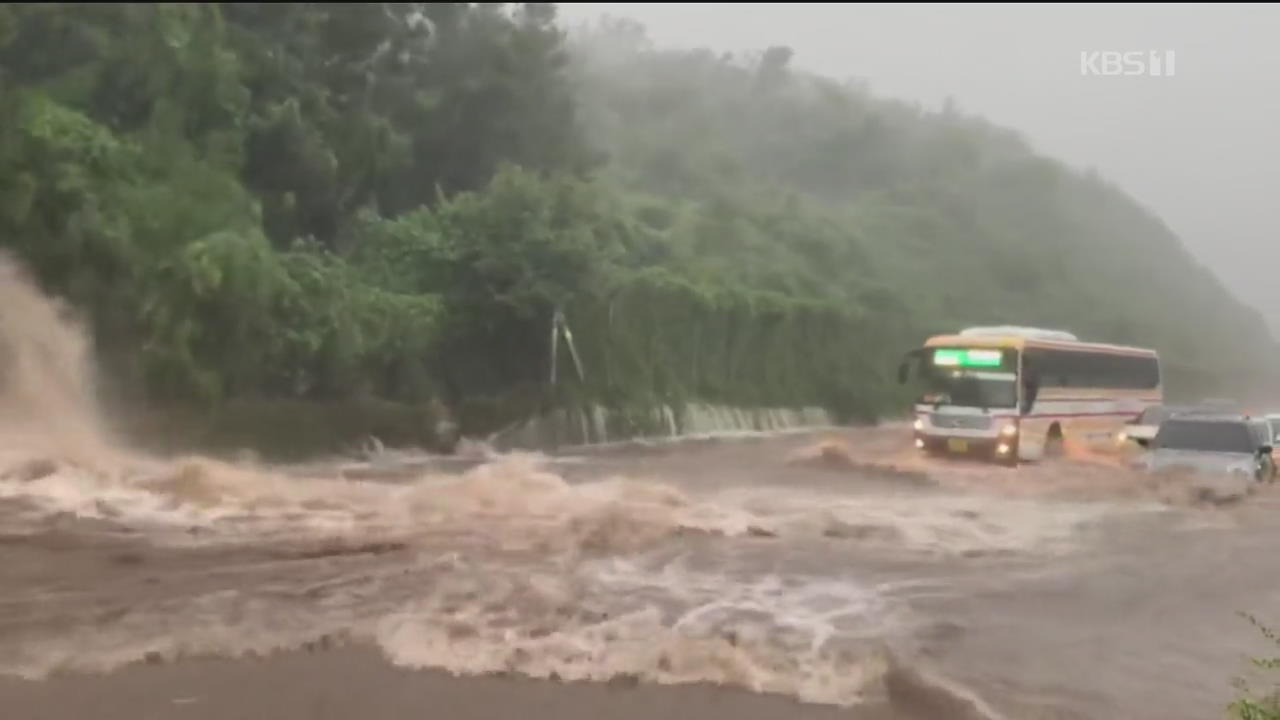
xmin=959 ymin=326 xmax=1079 ymax=341
xmin=923 ymin=332 xmax=1159 ymax=358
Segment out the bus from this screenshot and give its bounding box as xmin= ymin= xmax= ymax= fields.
xmin=897 ymin=326 xmax=1162 ymax=465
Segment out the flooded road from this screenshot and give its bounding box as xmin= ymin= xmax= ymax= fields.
xmin=4 ymin=429 xmax=1279 ymax=719
xmin=2 ymin=255 xmax=1279 ymax=720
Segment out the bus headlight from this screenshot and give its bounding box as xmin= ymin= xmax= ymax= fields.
xmin=999 ymin=423 xmax=1018 ymax=437
xmin=913 ymin=418 xmax=924 ymax=431
xmin=996 ymin=442 xmax=1011 ymax=455
xmin=914 ymin=438 xmax=925 ymax=449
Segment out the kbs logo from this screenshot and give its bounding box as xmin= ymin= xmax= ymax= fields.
xmin=1079 ymin=50 xmax=1176 ymax=77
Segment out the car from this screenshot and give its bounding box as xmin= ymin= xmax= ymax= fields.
xmin=1136 ymin=413 xmax=1276 ymax=483
xmin=1117 ymin=404 xmax=1221 ymax=448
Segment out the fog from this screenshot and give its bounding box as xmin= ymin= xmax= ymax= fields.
xmin=559 ymin=3 xmax=1280 ymax=335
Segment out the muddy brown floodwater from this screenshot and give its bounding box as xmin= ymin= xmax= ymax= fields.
xmin=2 ymin=252 xmax=1280 ymax=720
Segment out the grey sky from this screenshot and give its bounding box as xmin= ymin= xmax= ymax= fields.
xmin=558 ymin=3 xmax=1280 ymax=330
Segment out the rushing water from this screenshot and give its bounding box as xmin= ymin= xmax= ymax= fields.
xmin=2 ymin=251 xmax=1278 ymax=719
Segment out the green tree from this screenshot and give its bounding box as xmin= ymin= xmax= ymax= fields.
xmin=0 ymin=5 xmax=1272 ymax=453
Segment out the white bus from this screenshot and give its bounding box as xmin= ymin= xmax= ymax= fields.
xmin=897 ymin=326 xmax=1163 ymax=465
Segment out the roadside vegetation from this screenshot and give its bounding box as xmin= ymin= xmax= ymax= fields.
xmin=1231 ymin=614 xmax=1280 ymax=720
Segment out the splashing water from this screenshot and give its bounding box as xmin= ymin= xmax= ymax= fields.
xmin=0 ymin=251 xmax=1123 ymax=716
xmin=376 ymin=557 xmax=902 ymax=707
xmin=0 ymin=253 xmax=119 ymax=465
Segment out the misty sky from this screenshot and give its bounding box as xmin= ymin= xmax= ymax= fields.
xmin=558 ymin=3 xmax=1280 ymax=332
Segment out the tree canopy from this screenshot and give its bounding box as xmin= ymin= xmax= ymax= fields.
xmin=0 ymin=4 xmax=1271 ymax=451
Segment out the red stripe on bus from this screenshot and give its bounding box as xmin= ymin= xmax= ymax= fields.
xmin=1005 ymin=411 xmax=1143 ymax=419
xmin=1029 ymin=394 xmax=1162 ymax=399
xmin=915 ymin=411 xmax=1142 ymax=418
xmin=916 ymin=398 xmax=1160 ymax=406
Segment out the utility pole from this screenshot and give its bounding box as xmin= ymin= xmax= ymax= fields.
xmin=549 ymin=308 xmax=585 ymax=385
xmin=549 ymin=308 xmax=559 ymax=384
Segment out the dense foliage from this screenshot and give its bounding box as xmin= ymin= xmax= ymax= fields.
xmin=0 ymin=4 xmax=1272 ymax=449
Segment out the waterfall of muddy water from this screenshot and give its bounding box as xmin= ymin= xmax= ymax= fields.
xmin=0 ymin=255 xmax=119 ymax=467
xmin=3 ymin=250 xmax=1278 ymax=720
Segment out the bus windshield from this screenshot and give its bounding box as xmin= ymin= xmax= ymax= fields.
xmin=917 ymin=347 xmax=1019 ymax=409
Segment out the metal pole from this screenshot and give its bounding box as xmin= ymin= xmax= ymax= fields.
xmin=549 ymin=309 xmax=559 ymax=385
xmin=562 ymin=313 xmax=585 ymax=382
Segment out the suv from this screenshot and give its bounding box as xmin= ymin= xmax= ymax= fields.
xmin=1142 ymin=414 xmax=1276 ymax=483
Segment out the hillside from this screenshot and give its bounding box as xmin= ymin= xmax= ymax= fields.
xmin=567 ymin=18 xmax=1276 ymax=400
xmin=0 ymin=4 xmax=1272 ymax=455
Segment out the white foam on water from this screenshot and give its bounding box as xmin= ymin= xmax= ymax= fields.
xmin=374 ymin=554 xmax=902 ymax=706
xmin=716 ymin=486 xmax=1126 ymax=557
